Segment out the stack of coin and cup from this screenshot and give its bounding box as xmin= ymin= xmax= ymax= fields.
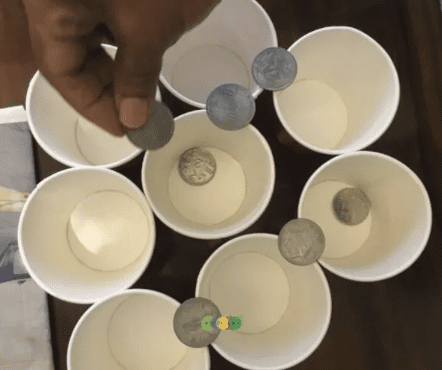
xmin=297 ymin=151 xmax=432 ymax=282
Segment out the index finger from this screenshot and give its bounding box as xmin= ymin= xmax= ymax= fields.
xmin=23 ymin=0 xmax=126 ymax=137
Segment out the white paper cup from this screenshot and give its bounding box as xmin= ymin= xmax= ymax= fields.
xmin=196 ymin=233 xmax=331 ymax=370
xmin=68 ymin=289 xmax=210 ymax=370
xmin=160 ymin=0 xmax=277 ymax=108
xmin=298 ymin=151 xmax=432 ymax=281
xmin=274 ymin=26 xmax=400 ymax=155
xmin=20 ymin=43 xmax=161 ymax=168
xmin=141 ymin=110 xmax=275 ymax=240
xmin=18 ymin=167 xmax=156 ymax=304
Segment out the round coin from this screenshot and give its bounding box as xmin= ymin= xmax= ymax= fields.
xmin=252 ymin=47 xmax=297 ymax=91
xmin=178 ymin=147 xmax=216 ymax=186
xmin=278 ymin=218 xmax=325 ymax=266
xmin=126 ymin=101 xmax=175 ymax=150
xmin=206 ymin=83 xmax=255 ymax=131
xmin=332 ymin=187 xmax=372 ymax=226
xmin=173 ymin=297 xmax=222 ymax=348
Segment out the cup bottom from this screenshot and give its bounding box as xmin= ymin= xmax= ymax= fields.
xmin=301 ymin=180 xmax=372 ymax=259
xmin=208 ymin=251 xmax=290 ymax=334
xmin=168 ymin=146 xmax=247 ymax=226
xmin=107 ymin=295 xmax=189 ymax=370
xmin=276 ymin=79 xmax=348 ymax=152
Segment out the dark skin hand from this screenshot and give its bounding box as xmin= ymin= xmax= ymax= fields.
xmin=1 ymin=0 xmax=221 ymax=136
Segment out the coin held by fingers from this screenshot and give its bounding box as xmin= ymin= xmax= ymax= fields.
xmin=126 ymin=101 xmax=175 ymax=151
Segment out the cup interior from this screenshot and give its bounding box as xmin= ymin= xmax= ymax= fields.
xmin=298 ymin=152 xmax=432 ymax=281
xmin=160 ymin=0 xmax=277 ymax=107
xmin=68 ymin=289 xmax=210 ymax=370
xmin=141 ymin=110 xmax=275 ymax=239
xmin=196 ymin=234 xmax=331 ymax=370
xmin=26 ymin=44 xmax=160 ymax=168
xmin=274 ymin=26 xmax=400 ymax=154
xmin=18 ymin=168 xmax=156 ymax=304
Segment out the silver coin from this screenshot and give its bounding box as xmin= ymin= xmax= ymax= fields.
xmin=332 ymin=188 xmax=371 ymax=226
xmin=173 ymin=297 xmax=222 ymax=348
xmin=206 ymin=83 xmax=255 ymax=131
xmin=252 ymin=47 xmax=297 ymax=91
xmin=178 ymin=147 xmax=216 ymax=186
xmin=126 ymin=101 xmax=175 ymax=150
xmin=278 ymin=218 xmax=325 ymax=266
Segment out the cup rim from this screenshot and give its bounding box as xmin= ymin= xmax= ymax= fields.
xmin=273 ymin=26 xmax=400 ymax=155
xmin=158 ymin=0 xmax=278 ymax=109
xmin=195 ymin=232 xmax=332 ymax=370
xmin=17 ymin=167 xmax=157 ymax=304
xmin=66 ymin=288 xmax=211 ymax=370
xmin=141 ymin=109 xmax=276 ymax=240
xmin=25 ymin=46 xmax=162 ymax=169
xmin=298 ymin=150 xmax=433 ymax=281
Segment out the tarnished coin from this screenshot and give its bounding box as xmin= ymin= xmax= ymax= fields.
xmin=333 ymin=188 xmax=371 ymax=226
xmin=178 ymin=147 xmax=216 ymax=186
xmin=278 ymin=218 xmax=325 ymax=266
xmin=206 ymin=83 xmax=255 ymax=131
xmin=126 ymin=101 xmax=175 ymax=150
xmin=173 ymin=297 xmax=222 ymax=348
xmin=252 ymin=47 xmax=297 ymax=91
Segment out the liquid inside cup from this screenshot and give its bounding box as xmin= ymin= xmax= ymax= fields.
xmin=300 ymin=180 xmax=372 ymax=259
xmin=67 ymin=190 xmax=150 ymax=271
xmin=168 ymin=146 xmax=246 ymax=225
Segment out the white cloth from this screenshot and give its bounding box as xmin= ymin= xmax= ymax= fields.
xmin=0 ymin=120 xmax=55 ymax=370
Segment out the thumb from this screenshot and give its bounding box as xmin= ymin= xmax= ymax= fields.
xmin=113 ymin=43 xmax=162 ymax=129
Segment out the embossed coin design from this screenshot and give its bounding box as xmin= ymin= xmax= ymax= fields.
xmin=178 ymin=147 xmax=216 ymax=186
xmin=333 ymin=188 xmax=372 ymax=226
xmin=278 ymin=218 xmax=326 ymax=266
xmin=126 ymin=101 xmax=175 ymax=151
xmin=252 ymin=47 xmax=298 ymax=91
xmin=206 ymin=83 xmax=256 ymax=131
xmin=173 ymin=297 xmax=221 ymax=348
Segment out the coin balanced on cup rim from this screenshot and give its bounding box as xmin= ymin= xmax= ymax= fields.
xmin=252 ymin=46 xmax=298 ymax=91
xmin=206 ymin=83 xmax=256 ymax=131
xmin=278 ymin=218 xmax=326 ymax=266
xmin=173 ymin=297 xmax=222 ymax=348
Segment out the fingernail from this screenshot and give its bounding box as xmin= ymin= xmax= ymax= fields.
xmin=119 ymin=98 xmax=151 ymax=128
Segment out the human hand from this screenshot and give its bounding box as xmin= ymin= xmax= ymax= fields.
xmin=0 ymin=0 xmax=37 ymax=108
xmin=19 ymin=0 xmax=221 ymax=136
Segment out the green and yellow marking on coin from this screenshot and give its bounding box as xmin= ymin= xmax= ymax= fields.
xmin=201 ymin=316 xmax=214 ymax=331
xmin=229 ymin=316 xmax=242 ymax=331
xmin=216 ymin=317 xmax=229 ymax=330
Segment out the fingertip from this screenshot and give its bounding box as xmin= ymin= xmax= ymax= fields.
xmin=119 ymin=97 xmax=154 ymax=129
